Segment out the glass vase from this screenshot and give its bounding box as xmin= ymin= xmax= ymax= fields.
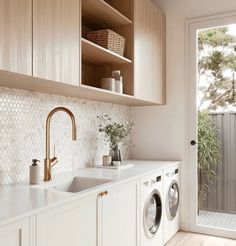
xmin=109 ymin=145 xmax=122 ymax=165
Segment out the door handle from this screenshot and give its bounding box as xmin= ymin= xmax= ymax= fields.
xmin=190 ymin=140 xmax=198 ymax=146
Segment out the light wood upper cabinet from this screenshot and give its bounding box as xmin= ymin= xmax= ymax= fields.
xmin=0 ymin=0 xmax=166 ymax=106
xmin=0 ymin=0 xmax=32 ymax=75
xmin=33 ymin=0 xmax=81 ymax=85
xmin=134 ymin=0 xmax=166 ymax=104
xmin=152 ymin=3 xmax=166 ymax=104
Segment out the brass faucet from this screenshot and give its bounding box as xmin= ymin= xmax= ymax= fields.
xmin=44 ymin=107 xmax=77 ymax=181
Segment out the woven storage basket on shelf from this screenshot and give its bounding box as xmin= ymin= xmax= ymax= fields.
xmin=87 ymin=29 xmax=125 ymax=56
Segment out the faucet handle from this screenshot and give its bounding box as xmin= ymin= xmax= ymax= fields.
xmin=51 ymin=156 xmax=58 ymax=167
xmin=50 ymin=145 xmax=58 ymax=168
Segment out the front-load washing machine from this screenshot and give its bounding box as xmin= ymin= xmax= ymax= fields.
xmin=163 ymin=164 xmax=180 ymax=244
xmin=141 ymin=171 xmax=163 ymax=246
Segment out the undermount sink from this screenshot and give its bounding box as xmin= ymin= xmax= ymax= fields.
xmin=52 ymin=177 xmax=112 ymax=193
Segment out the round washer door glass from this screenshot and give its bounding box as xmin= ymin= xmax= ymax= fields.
xmin=144 ymin=190 xmax=162 ymax=238
xmin=167 ymin=181 xmax=179 ymax=220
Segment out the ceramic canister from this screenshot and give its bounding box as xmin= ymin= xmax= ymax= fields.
xmin=103 ymin=155 xmax=112 ymax=166
xmin=101 ymin=78 xmax=115 ymax=91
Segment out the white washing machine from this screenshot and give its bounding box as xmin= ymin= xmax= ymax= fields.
xmin=163 ymin=164 xmax=180 ymax=244
xmin=141 ymin=171 xmax=163 ymax=246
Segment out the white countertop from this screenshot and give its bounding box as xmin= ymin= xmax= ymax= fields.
xmin=0 ymin=160 xmax=180 ymax=227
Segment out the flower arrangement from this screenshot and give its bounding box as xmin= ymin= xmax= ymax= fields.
xmin=97 ymin=114 xmax=133 ymax=149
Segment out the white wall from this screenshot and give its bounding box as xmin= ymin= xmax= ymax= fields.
xmin=131 ymin=0 xmax=236 ymax=229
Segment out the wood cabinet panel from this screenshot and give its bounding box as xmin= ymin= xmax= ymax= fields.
xmin=33 ymin=0 xmax=81 ymax=85
xmin=134 ymin=0 xmax=152 ymax=101
xmin=152 ymin=3 xmax=166 ymax=103
xmin=0 ymin=0 xmax=32 ymax=75
xmin=134 ymin=0 xmax=166 ymax=104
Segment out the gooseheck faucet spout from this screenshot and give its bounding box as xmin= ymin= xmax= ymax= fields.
xmin=44 ymin=107 xmax=77 ymax=181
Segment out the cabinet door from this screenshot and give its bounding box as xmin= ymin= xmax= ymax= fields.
xmin=0 ymin=0 xmax=32 ymax=75
xmin=151 ymin=2 xmax=166 ymax=103
xmin=134 ymin=0 xmax=166 ymax=103
xmin=102 ymin=181 xmax=138 ymax=246
xmin=134 ymin=0 xmax=153 ymax=101
xmin=37 ymin=195 xmax=97 ymax=246
xmin=77 ymin=194 xmax=98 ymax=246
xmin=0 ymin=218 xmax=30 ymax=246
xmin=33 ymin=0 xmax=81 ymax=85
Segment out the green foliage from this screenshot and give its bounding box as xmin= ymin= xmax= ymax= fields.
xmin=198 ymin=27 xmax=233 ymax=50
xmin=198 ymin=111 xmax=221 ymax=200
xmin=199 ymin=51 xmax=226 ymax=79
xmin=198 ymin=27 xmax=236 ymax=111
xmin=97 ymin=114 xmax=133 ymax=148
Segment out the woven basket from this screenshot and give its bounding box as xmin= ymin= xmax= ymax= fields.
xmin=87 ymin=29 xmax=125 ymax=56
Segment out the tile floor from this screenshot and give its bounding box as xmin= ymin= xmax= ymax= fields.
xmin=198 ymin=210 xmax=236 ymax=230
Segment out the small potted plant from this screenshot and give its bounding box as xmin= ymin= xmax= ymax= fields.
xmin=97 ymin=114 xmax=133 ymax=165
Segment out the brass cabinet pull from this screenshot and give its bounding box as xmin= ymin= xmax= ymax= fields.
xmin=104 ymin=190 xmax=108 ymax=196
xmin=98 ymin=191 xmax=109 ymax=197
xmin=99 ymin=192 xmax=104 ymax=197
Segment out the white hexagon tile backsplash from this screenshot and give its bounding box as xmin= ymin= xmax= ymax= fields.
xmin=0 ymin=87 xmax=131 ymax=184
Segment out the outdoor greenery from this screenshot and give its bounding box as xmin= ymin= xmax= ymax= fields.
xmin=97 ymin=114 xmax=133 ymax=149
xmin=198 ymin=27 xmax=236 ymax=111
xmin=198 ymin=111 xmax=221 ymax=200
xmin=196 ymin=27 xmax=236 ymax=200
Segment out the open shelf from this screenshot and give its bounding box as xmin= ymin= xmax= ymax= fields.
xmin=81 ymin=0 xmax=134 ymax=103
xmin=82 ymin=38 xmax=132 ymax=64
xmin=82 ymin=0 xmax=132 ymax=28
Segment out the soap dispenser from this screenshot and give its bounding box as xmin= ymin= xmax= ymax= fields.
xmin=30 ymin=159 xmax=40 ymax=184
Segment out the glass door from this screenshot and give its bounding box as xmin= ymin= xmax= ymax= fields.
xmin=187 ymin=13 xmax=236 ymax=239
xmin=197 ymin=25 xmax=236 ymax=231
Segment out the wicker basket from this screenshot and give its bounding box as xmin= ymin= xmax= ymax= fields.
xmin=87 ymin=29 xmax=125 ymax=56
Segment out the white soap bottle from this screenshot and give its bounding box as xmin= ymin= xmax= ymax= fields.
xmin=30 ymin=159 xmax=40 ymax=184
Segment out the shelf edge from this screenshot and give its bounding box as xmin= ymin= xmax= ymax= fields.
xmin=0 ymin=71 xmax=159 ymax=107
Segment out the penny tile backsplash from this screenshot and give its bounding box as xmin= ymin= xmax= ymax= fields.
xmin=0 ymin=87 xmax=131 ymax=184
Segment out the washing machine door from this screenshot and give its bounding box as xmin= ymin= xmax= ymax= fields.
xmin=143 ymin=189 xmax=162 ymax=238
xmin=166 ymin=180 xmax=179 ymax=220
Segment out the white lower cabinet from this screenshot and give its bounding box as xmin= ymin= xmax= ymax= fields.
xmin=102 ymin=181 xmax=137 ymax=246
xmin=0 ymin=218 xmax=30 ymax=246
xmin=0 ymin=180 xmax=138 ymax=246
xmin=36 ymin=194 xmax=98 ymax=246
xmin=37 ymin=180 xmax=138 ymax=246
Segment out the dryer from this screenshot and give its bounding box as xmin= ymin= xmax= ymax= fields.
xmin=163 ymin=164 xmax=180 ymax=244
xmin=141 ymin=171 xmax=163 ymax=246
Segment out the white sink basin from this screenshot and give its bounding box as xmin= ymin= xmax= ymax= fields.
xmin=52 ymin=177 xmax=112 ymax=193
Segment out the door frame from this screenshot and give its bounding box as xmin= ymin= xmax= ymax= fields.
xmin=186 ymin=11 xmax=236 ymax=239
